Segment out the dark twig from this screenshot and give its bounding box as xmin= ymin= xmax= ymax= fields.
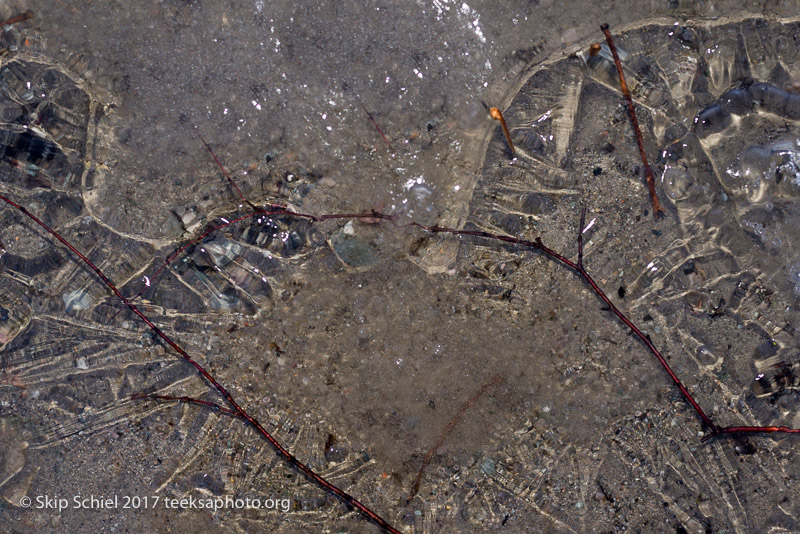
xmin=131 ymin=392 xmax=240 ymax=417
xmin=1 ymin=9 xmax=34 ymax=27
xmin=600 ymin=23 xmax=665 ymax=218
xmin=407 ymin=374 xmax=504 ymax=502
xmin=578 ymin=208 xmax=586 ymax=268
xmin=359 ymin=100 xmax=392 ymax=149
xmin=195 ymin=127 xmax=258 ymax=211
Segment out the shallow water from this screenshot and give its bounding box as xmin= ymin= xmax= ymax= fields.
xmin=2 ymin=1 xmax=800 ymax=533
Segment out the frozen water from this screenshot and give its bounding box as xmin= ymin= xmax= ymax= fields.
xmin=3 ymin=5 xmax=800 ymax=534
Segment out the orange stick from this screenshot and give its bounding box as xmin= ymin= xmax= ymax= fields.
xmin=490 ymin=107 xmax=515 ymax=156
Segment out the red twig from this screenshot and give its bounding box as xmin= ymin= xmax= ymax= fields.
xmin=600 ymin=23 xmax=665 ymax=218
xmin=358 ymin=100 xmax=392 ymax=149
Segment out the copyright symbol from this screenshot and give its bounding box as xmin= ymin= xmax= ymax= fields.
xmin=20 ymin=496 xmax=31 ymax=508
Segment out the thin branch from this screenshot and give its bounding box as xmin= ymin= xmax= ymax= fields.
xmin=600 ymin=23 xmax=665 ymax=218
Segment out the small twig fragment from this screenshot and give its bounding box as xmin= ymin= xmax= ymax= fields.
xmin=577 ymin=208 xmax=586 ymax=268
xmin=359 ymin=100 xmax=392 ymax=149
xmin=132 ymin=393 xmax=240 ymax=416
xmin=490 ymin=107 xmax=515 ymax=156
xmin=195 ymin=128 xmax=258 ymax=210
xmin=1 ymin=10 xmax=33 ymax=27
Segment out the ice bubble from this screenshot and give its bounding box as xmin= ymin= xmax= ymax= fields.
xmin=661 ymin=166 xmax=694 ymax=202
xmin=62 ymin=289 xmax=93 ymax=312
xmin=789 ymin=262 xmax=800 ymax=285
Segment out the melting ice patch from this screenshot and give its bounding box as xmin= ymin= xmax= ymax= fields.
xmin=428 ymin=0 xmax=486 ymax=43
